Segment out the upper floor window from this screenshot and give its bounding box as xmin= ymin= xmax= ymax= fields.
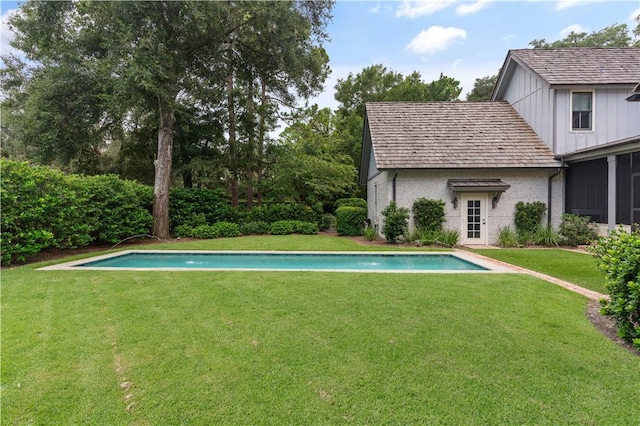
xmin=571 ymin=91 xmax=593 ymax=131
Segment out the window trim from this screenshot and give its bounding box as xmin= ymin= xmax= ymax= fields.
xmin=570 ymin=90 xmax=595 ymax=132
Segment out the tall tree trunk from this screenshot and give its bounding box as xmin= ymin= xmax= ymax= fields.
xmin=227 ymin=62 xmax=239 ymax=207
xmin=246 ymin=75 xmax=256 ymax=210
xmin=256 ymin=78 xmax=267 ymax=206
xmin=152 ymin=108 xmax=175 ymax=239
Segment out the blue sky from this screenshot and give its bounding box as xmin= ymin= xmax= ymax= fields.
xmin=2 ymin=0 xmax=639 ymax=110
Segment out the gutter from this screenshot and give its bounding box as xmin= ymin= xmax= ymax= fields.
xmin=547 ymin=161 xmax=563 ymax=226
xmin=392 ymin=170 xmax=398 ymax=202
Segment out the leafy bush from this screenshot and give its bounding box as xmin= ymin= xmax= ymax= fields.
xmin=1 ymin=160 xmax=152 ymax=264
xmin=335 ymin=206 xmax=367 ymax=236
xmin=169 ymin=187 xmax=229 ymax=229
xmin=247 ymin=203 xmax=321 ymax=225
xmin=270 ymin=221 xmax=296 ymax=235
xmin=590 ymin=227 xmax=640 ymax=349
xmin=334 ymin=198 xmax=367 ymax=210
xmin=190 ymin=225 xmax=219 ymax=239
xmin=381 ymin=201 xmax=409 ymax=243
xmin=173 ymin=224 xmax=194 ymax=238
xmin=559 ymin=213 xmax=598 ymax=246
xmin=497 ymin=226 xmax=519 ymax=248
xmin=212 ymin=222 xmax=240 ymax=238
xmin=270 ymin=220 xmax=319 ymax=235
xmin=515 ymin=201 xmax=547 ymax=233
xmin=293 ymin=221 xmax=319 ymax=235
xmin=239 ymin=221 xmax=271 ymax=235
xmin=412 ymin=198 xmax=445 ymax=231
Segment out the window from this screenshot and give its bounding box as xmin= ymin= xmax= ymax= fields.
xmin=571 ymin=91 xmax=593 ymax=131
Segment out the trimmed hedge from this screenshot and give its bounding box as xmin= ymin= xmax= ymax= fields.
xmin=335 ymin=198 xmax=367 ymax=210
xmin=335 ymin=206 xmax=366 ymax=236
xmin=270 ymin=220 xmax=319 ymax=235
xmin=1 ymin=160 xmax=153 ymax=264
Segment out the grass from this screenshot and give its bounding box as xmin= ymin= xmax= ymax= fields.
xmin=469 ymin=248 xmax=606 ymax=293
xmin=3 ymin=236 xmax=638 ymax=424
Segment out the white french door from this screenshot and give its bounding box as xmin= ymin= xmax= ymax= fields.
xmin=461 ymin=195 xmax=487 ymax=245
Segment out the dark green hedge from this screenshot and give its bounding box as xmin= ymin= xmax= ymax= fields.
xmin=1 ymin=160 xmax=152 ymax=264
xmin=335 ymin=206 xmax=366 ymax=236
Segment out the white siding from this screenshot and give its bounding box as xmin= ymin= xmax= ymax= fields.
xmin=502 ymin=66 xmax=554 ymax=150
xmin=385 ymin=169 xmax=563 ymax=245
xmin=555 ymin=88 xmax=640 ymax=155
xmin=366 ymin=171 xmax=390 ymax=232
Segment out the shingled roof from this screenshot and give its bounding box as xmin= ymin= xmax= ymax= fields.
xmin=509 ymin=48 xmax=640 ymax=85
xmin=363 ymin=101 xmax=560 ymax=171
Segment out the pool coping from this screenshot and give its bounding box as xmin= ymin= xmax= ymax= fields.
xmin=38 ymin=250 xmax=514 ymax=273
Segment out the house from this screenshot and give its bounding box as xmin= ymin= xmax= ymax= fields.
xmin=359 ymin=48 xmax=640 ymax=244
xmin=359 ymin=101 xmax=562 ymax=245
xmin=492 ymin=48 xmax=640 ymax=231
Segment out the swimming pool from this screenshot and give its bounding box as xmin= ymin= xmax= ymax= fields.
xmin=40 ymin=250 xmax=506 ymax=273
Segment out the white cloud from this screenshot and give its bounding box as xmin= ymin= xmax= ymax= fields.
xmin=554 ymin=0 xmax=603 ymax=10
xmin=456 ymin=0 xmax=492 ymax=15
xmin=1 ymin=8 xmax=18 ymax=56
xmin=370 ymin=3 xmax=381 ymax=14
xmin=396 ymin=0 xmax=458 ymax=18
xmin=407 ymin=26 xmax=467 ymax=55
xmin=630 ymin=8 xmax=640 ymax=22
xmin=560 ymin=24 xmax=586 ymax=37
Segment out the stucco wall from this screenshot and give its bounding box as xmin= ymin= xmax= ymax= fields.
xmin=367 ymin=168 xmax=564 ymax=245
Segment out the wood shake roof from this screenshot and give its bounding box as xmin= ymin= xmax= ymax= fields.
xmin=509 ymin=48 xmax=640 ymax=85
xmin=365 ymin=101 xmax=560 ymax=169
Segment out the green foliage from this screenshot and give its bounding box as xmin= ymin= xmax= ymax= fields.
xmin=533 ymin=225 xmax=560 ymax=247
xmin=239 ymin=221 xmax=271 ymax=236
xmin=169 ymin=187 xmax=230 ymax=229
xmin=411 ymin=198 xmax=445 ymax=231
xmin=335 ymin=206 xmax=367 ymax=236
xmin=497 ymin=226 xmax=519 ymax=248
xmin=190 ymin=225 xmax=219 ymax=239
xmin=269 ymin=220 xmax=318 ymax=235
xmin=591 ymin=227 xmax=640 ymax=348
xmin=247 ymin=203 xmax=321 ymax=225
xmin=381 ymin=201 xmax=409 ymax=243
xmin=530 ymin=23 xmax=638 ymax=48
xmin=408 ymin=228 xmax=459 ymax=247
xmin=363 ymin=224 xmax=378 ymax=241
xmin=334 ymin=198 xmax=367 ymax=210
xmin=173 ymin=224 xmax=194 ymax=238
xmin=466 ymin=74 xmax=499 ymax=101
xmin=515 ymin=201 xmax=547 ymax=233
xmin=211 ymin=222 xmax=240 ymax=238
xmin=559 ymin=213 xmax=598 ymax=246
xmin=0 ymin=160 xmax=152 ymax=264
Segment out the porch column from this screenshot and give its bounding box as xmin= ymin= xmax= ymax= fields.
xmin=607 ymin=155 xmax=616 ymax=231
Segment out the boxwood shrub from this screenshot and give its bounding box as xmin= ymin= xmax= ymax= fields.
xmin=334 ymin=198 xmax=367 ymax=210
xmin=239 ymin=221 xmax=271 ymax=235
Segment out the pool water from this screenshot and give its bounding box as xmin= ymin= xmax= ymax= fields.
xmin=69 ymin=251 xmax=488 ymax=272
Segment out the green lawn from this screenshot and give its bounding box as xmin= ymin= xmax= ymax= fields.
xmin=469 ymin=248 xmax=606 ymax=293
xmin=2 ymin=237 xmax=638 ymax=424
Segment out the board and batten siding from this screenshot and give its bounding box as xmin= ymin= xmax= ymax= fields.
xmin=502 ymin=65 xmax=555 ymax=151
xmin=554 ymin=88 xmax=640 ymax=155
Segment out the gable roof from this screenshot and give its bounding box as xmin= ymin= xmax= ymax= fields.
xmin=361 ymin=101 xmax=560 ymax=179
xmin=508 ymin=48 xmax=640 ymax=86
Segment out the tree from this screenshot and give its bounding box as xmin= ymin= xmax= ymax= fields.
xmin=466 ymin=74 xmax=498 ymax=102
xmin=530 ymin=22 xmax=639 ymax=48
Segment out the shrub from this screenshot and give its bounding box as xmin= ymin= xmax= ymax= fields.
xmin=248 ymin=203 xmax=321 ymax=225
xmin=515 ymin=201 xmax=547 ymax=233
xmin=190 ymin=225 xmax=219 ymax=239
xmin=292 ymin=221 xmax=319 ymax=235
xmin=559 ymin=213 xmax=598 ymax=246
xmin=212 ymin=222 xmax=240 ymax=238
xmin=497 ymin=226 xmax=519 ymax=248
xmin=270 ymin=220 xmax=296 ymax=235
xmin=409 ymin=228 xmax=459 ymax=248
xmin=169 ymin=187 xmax=229 ymax=229
xmin=173 ymin=224 xmax=194 ymax=238
xmin=335 ymin=206 xmax=367 ymax=236
xmin=533 ymin=225 xmax=560 ymax=247
xmin=334 ymin=198 xmax=367 ymax=210
xmin=412 ymin=198 xmax=445 ymax=231
xmin=363 ymin=224 xmax=378 ymax=241
xmin=436 ymin=229 xmax=460 ymax=248
xmin=239 ymin=221 xmax=271 ymax=235
xmin=590 ymin=227 xmax=640 ymax=349
xmin=381 ymin=201 xmax=409 ymax=243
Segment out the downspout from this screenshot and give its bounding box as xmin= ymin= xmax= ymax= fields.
xmin=392 ymin=170 xmax=398 ymax=202
xmin=547 ymin=160 xmax=563 ymax=226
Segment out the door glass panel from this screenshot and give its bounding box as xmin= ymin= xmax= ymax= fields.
xmin=467 ymin=200 xmax=481 ymax=238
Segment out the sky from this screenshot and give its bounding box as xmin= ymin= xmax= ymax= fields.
xmin=2 ymin=0 xmax=639 ymax=111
